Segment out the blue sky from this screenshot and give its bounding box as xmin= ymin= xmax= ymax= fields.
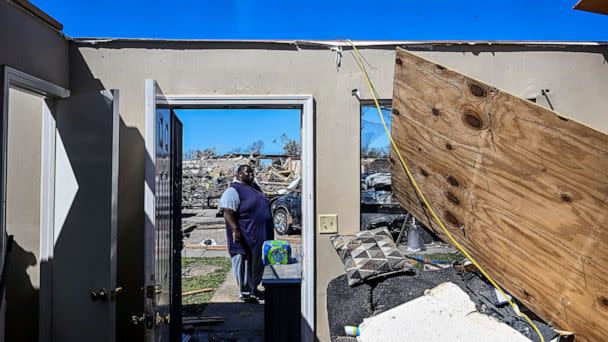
xmin=32 ymin=1 xmax=608 ymax=40
xmin=175 ymin=109 xmax=301 ymax=156
xmin=361 ymin=105 xmax=392 ymax=152
xmin=31 ymin=1 xmax=607 ymax=156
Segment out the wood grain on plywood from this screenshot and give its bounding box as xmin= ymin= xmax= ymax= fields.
xmin=391 ymin=47 xmax=608 ymax=342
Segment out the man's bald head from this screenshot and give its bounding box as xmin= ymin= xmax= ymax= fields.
xmin=236 ymin=164 xmax=254 ymax=185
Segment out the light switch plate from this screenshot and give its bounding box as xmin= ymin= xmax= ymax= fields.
xmin=318 ymin=214 xmax=338 ymax=234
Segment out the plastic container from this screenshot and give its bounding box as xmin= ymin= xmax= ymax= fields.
xmin=262 ymin=240 xmax=292 ymax=265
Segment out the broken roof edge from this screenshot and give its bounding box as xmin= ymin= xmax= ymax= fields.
xmin=71 ymin=38 xmax=608 ymax=48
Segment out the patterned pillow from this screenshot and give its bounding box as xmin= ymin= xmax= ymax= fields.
xmin=331 ymin=228 xmax=412 ymax=286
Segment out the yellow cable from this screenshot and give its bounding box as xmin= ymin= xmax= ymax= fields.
xmin=347 ymin=40 xmax=545 ymax=342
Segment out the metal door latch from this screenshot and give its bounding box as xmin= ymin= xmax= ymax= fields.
xmin=111 ymin=286 xmax=124 ymax=300
xmin=90 ymin=288 xmax=108 ymax=301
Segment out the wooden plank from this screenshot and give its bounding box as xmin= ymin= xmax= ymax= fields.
xmin=181 ymin=288 xmax=213 ymax=296
xmin=574 ymin=0 xmax=608 ymax=15
xmin=391 ymin=47 xmax=608 ymax=342
xmin=183 ymin=244 xmax=227 ymax=250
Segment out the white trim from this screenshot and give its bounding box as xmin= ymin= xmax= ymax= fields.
xmin=143 ymin=80 xmax=156 ymax=342
xmin=39 ymin=100 xmax=56 ymax=342
xmin=2 ymin=67 xmax=70 ymax=99
xmin=0 ymin=66 xmax=70 ymax=342
xmin=164 ymin=94 xmax=316 ymax=341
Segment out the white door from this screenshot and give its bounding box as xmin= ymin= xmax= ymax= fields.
xmin=52 ymin=90 xmax=119 ymax=341
xmin=1 ymin=67 xmax=119 ymax=342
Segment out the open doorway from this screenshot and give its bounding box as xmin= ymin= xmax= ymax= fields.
xmin=144 ymin=85 xmax=315 ymax=342
xmin=0 ymin=67 xmax=69 ymax=342
xmin=178 ymin=107 xmax=302 ymax=340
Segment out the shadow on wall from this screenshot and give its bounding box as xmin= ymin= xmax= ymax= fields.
xmin=5 ymin=237 xmax=39 ymax=342
xmin=68 ymin=44 xmax=146 ymax=340
xmin=40 ymin=44 xmax=123 ymax=340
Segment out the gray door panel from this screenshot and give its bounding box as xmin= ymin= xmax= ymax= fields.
xmin=53 ymin=90 xmax=119 ymax=341
xmin=144 ymin=80 xmax=175 ymax=342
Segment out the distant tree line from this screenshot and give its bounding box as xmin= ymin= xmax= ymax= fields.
xmin=361 ymin=146 xmax=390 ymax=158
xmin=184 ymin=133 xmax=301 ymax=160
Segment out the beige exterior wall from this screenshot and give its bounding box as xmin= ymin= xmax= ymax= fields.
xmin=5 ymin=87 xmax=44 ymax=342
xmin=71 ymin=42 xmax=608 ymax=341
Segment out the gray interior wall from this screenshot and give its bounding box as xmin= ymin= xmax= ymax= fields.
xmin=5 ymin=87 xmax=44 ymax=342
xmin=0 ymin=1 xmax=69 ymax=88
xmin=70 ymin=42 xmax=608 ymax=341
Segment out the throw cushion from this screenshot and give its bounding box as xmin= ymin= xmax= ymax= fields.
xmin=331 ymin=227 xmax=412 ymax=286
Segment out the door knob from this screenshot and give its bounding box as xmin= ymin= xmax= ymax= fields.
xmin=90 ymin=288 xmax=108 ymax=301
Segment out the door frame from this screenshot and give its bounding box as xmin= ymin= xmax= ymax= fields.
xmin=145 ymin=90 xmax=316 ymax=341
xmin=0 ymin=66 xmax=70 ymax=342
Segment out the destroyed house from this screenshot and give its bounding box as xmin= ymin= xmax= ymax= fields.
xmin=1 ymin=1 xmax=607 ymax=341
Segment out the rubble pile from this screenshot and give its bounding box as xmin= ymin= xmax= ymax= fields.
xmin=361 ymin=158 xmax=390 ymax=174
xmin=182 ymin=155 xmax=301 ymax=208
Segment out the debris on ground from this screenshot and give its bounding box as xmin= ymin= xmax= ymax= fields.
xmin=182 ymin=155 xmax=301 ymax=209
xmin=181 ymin=257 xmax=232 ymax=314
xmin=327 ymin=266 xmax=559 ymax=342
xmin=182 ymin=288 xmax=214 ymax=297
xmin=358 ymin=282 xmax=530 ymax=342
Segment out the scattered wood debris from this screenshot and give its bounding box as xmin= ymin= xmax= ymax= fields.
xmin=182 ymin=288 xmax=214 ymax=297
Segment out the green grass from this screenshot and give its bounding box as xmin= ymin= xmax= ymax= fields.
xmin=422 ymin=252 xmax=466 ymax=263
xmin=409 ymin=252 xmax=466 ymax=270
xmin=182 ymin=257 xmax=232 ymax=306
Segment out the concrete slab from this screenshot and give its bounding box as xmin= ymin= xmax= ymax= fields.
xmin=182 ymin=228 xmax=230 ymax=258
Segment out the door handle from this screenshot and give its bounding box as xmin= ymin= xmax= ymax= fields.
xmin=90 ymin=288 xmax=108 ymax=301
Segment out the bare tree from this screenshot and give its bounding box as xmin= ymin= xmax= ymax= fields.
xmin=280 ymin=133 xmax=300 ymax=156
xmin=361 ymin=146 xmax=389 ymax=158
xmin=185 ymin=147 xmax=218 ymax=160
xmin=247 ymin=140 xmax=265 ymax=154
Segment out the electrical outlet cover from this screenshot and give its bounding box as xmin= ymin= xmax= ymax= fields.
xmin=318 ymin=214 xmax=338 ymax=234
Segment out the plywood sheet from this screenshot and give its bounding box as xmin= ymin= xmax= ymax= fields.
xmin=391 ymin=47 xmax=608 ymax=342
xmin=574 ymin=0 xmax=608 ymax=15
